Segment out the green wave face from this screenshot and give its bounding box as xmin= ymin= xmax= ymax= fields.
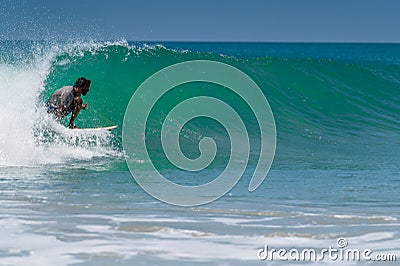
xmin=38 ymin=41 xmax=400 ymax=168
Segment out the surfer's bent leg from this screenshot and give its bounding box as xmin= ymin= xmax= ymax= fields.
xmin=68 ymin=97 xmax=83 ymax=129
xmin=46 ymin=104 xmax=63 ymax=120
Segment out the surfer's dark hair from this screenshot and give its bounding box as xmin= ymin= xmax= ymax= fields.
xmin=74 ymin=77 xmax=91 ymax=89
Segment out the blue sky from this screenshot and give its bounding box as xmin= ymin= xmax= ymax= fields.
xmin=1 ymin=0 xmax=399 ymax=42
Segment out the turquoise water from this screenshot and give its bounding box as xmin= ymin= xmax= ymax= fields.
xmin=0 ymin=41 xmax=399 ymax=265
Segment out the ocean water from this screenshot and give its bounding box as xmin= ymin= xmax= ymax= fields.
xmin=0 ymin=41 xmax=399 ymax=265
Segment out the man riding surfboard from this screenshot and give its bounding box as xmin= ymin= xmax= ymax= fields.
xmin=46 ymin=77 xmax=91 ymax=129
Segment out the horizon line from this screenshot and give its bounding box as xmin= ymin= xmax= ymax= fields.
xmin=1 ymin=39 xmax=400 ymax=45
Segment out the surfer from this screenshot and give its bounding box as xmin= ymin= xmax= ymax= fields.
xmin=46 ymin=77 xmax=91 ymax=129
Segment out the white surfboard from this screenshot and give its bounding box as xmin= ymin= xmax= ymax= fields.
xmin=78 ymin=125 xmax=118 ymax=131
